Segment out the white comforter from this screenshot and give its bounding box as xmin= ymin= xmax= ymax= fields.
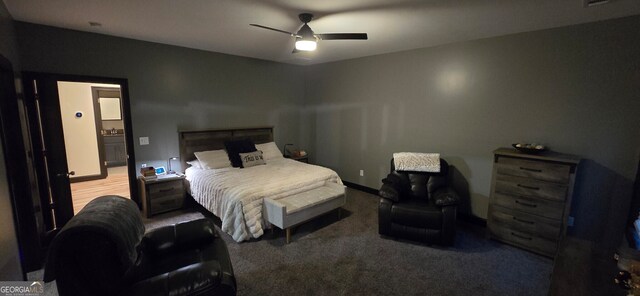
xmin=186 ymin=158 xmax=342 ymax=242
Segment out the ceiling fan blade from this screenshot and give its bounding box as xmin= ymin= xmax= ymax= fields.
xmin=317 ymin=33 xmax=368 ymax=40
xmin=250 ymin=24 xmax=299 ymax=37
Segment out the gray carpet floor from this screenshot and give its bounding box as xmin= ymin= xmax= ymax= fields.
xmin=32 ymin=188 xmax=552 ymax=295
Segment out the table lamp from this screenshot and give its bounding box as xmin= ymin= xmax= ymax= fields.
xmin=168 ymin=157 xmax=179 ymax=174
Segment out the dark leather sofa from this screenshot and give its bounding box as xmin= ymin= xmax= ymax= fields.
xmin=379 ymin=158 xmax=459 ymax=245
xmin=44 ymin=195 xmax=236 ymax=296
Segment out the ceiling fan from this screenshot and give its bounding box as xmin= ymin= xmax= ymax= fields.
xmin=250 ymin=13 xmax=368 ymax=53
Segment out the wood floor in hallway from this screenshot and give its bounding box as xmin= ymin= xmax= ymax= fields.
xmin=70 ymin=166 xmax=131 ymax=214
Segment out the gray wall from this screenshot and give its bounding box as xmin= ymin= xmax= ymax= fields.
xmin=11 ymin=15 xmax=640 ymax=253
xmin=0 ymin=1 xmax=23 ymax=280
xmin=304 ymin=15 xmax=640 ymax=252
xmin=15 ymin=22 xmax=306 ymax=171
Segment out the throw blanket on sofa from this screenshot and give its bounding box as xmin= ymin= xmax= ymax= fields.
xmin=186 ymin=158 xmax=342 ymax=242
xmin=44 ymin=195 xmax=145 ymax=282
xmin=393 ymin=152 xmax=441 ymax=172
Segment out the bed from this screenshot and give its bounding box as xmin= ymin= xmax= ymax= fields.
xmin=179 ymin=127 xmax=342 ymax=242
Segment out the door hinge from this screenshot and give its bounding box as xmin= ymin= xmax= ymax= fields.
xmin=49 ymin=202 xmax=55 ymax=209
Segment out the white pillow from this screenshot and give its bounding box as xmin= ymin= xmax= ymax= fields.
xmin=186 ymin=160 xmax=202 ymax=169
xmin=255 ymin=142 xmax=283 ymax=161
xmin=194 ymin=149 xmax=231 ymax=169
xmin=239 ymin=151 xmax=266 ymax=168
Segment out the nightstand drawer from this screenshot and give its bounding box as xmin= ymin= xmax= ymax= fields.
xmin=493 ymin=192 xmax=564 ymax=219
xmin=489 ymin=205 xmax=562 ymax=240
xmin=150 ymin=194 xmax=184 ymax=214
xmin=149 ymin=180 xmax=184 ymax=199
xmin=495 ymin=175 xmax=567 ymax=202
xmin=488 ymin=223 xmax=557 ymax=256
xmin=496 ymin=157 xmax=570 ymax=184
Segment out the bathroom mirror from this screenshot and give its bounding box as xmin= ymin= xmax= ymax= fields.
xmin=100 ymin=97 xmax=122 ymax=120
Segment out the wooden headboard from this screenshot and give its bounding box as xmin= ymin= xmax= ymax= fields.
xmin=178 ymin=127 xmax=274 ymax=172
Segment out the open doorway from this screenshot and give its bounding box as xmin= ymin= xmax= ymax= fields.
xmin=22 ymin=72 xmax=137 ymax=235
xmin=56 ymin=81 xmax=131 ymax=213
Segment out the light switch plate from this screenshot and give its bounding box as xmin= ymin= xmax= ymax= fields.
xmin=139 ymin=137 xmax=149 ymax=145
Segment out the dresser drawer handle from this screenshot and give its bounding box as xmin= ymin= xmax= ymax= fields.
xmin=513 ymin=217 xmax=535 ymax=225
xmin=159 ymin=188 xmax=175 ymax=193
xmin=517 ymin=184 xmax=539 ymax=190
xmin=519 ymin=167 xmax=542 ymax=173
xmin=510 ymin=232 xmax=532 ymax=241
xmin=515 ymin=200 xmax=537 ymax=208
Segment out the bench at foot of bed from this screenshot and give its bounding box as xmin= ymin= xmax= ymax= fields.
xmin=264 ymin=182 xmax=346 ymax=244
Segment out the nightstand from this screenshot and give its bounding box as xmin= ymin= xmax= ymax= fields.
xmin=285 ymin=154 xmax=309 ymax=163
xmin=139 ymin=175 xmax=186 ymax=218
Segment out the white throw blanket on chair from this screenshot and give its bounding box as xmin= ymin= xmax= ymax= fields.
xmin=393 ymin=152 xmax=440 ymax=172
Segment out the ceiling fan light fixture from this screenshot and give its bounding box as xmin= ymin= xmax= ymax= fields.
xmin=295 ymin=39 xmax=317 ymax=51
xmin=251 ymin=13 xmax=367 ymax=54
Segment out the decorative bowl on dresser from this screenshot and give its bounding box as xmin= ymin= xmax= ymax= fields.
xmin=487 ymin=147 xmax=581 ymax=257
xmin=139 ymin=174 xmax=186 ymax=218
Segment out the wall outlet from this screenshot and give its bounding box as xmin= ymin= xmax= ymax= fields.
xmin=141 ymin=163 xmax=147 ymax=168
xmin=567 ymin=216 xmax=575 ymax=227
xmin=359 ymin=169 xmax=364 ymax=177
xmin=139 ymin=137 xmax=149 ymax=145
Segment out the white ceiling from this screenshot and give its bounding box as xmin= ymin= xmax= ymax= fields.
xmin=4 ymin=0 xmax=640 ymax=65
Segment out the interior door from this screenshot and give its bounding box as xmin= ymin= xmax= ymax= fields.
xmin=0 ymin=55 xmax=31 ymax=277
xmin=22 ymin=74 xmax=75 ymax=229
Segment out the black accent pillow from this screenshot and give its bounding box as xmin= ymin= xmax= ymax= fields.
xmin=224 ymin=139 xmax=257 ymax=168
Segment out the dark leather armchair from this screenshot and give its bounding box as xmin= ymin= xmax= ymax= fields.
xmin=378 ymin=158 xmax=459 ymax=245
xmin=44 ymin=195 xmax=236 ymax=296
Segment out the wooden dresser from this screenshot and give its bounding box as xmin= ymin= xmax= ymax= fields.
xmin=488 ymin=148 xmax=580 ymax=257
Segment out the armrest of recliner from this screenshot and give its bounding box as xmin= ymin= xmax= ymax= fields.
xmin=379 ymin=183 xmax=402 ymax=202
xmin=432 ymin=187 xmax=460 ymax=206
xmin=141 ymin=218 xmax=218 ymax=255
xmin=379 ymin=172 xmax=407 ymax=202
xmin=128 ymin=260 xmax=222 ymax=296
